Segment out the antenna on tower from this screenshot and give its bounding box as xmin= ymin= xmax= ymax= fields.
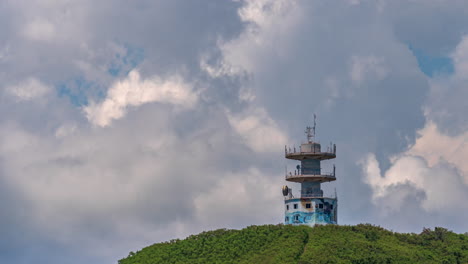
xmin=313 ymin=113 xmax=317 ymax=139
xmin=305 ymin=114 xmax=317 ymax=143
xmin=305 ymin=126 xmax=312 ymax=142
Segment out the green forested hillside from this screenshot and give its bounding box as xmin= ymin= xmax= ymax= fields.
xmin=119 ymin=224 xmax=468 ymax=264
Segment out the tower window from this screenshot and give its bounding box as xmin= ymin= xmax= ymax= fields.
xmin=285 ymin=217 xmax=289 ymax=222
xmin=294 ymin=215 xmax=299 ymax=221
xmin=286 ymin=205 xmax=289 ymax=210
xmin=306 ymin=203 xmax=311 ymax=209
xmin=319 ymin=203 xmax=324 ymax=209
xmin=294 ymin=204 xmax=298 ymax=209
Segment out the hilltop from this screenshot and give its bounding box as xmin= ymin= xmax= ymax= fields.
xmin=119 ymin=224 xmax=467 ymax=264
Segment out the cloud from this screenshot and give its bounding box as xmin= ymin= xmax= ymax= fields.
xmin=452 ymin=35 xmax=468 ymax=77
xmin=362 ymin=152 xmax=468 ymax=213
xmin=1 ymin=0 xmax=468 ymax=263
xmin=227 ymin=107 xmax=289 ymax=153
xmin=22 ymin=18 xmax=56 ymax=42
xmin=0 ymin=103 xmax=288 ymax=261
xmin=84 ymin=70 xmax=198 ymax=127
xmin=425 ymin=35 xmax=468 ymax=135
xmin=0 ymin=45 xmax=9 ymax=62
xmin=5 ymin=78 xmax=51 ymax=101
xmin=0 ymin=76 xmax=287 ymax=260
xmin=349 ymin=55 xmax=389 ymax=84
xmin=357 ymin=31 xmax=467 ymax=232
xmin=0 ymin=113 xmax=195 ymax=256
xmin=210 ymin=0 xmax=302 ymax=75
xmin=389 ymin=0 xmax=468 ymax=56
xmin=0 ymin=1 xmax=245 ymax=262
xmin=361 ymin=120 xmax=468 ymax=230
xmin=408 ymin=121 xmax=468 ymax=184
xmin=194 ymin=167 xmax=281 ymax=228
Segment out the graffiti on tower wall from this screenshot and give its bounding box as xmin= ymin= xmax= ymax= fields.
xmin=284 ymin=197 xmax=337 ymax=225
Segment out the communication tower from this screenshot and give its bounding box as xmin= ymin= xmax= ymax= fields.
xmin=282 ymin=116 xmax=337 ymax=225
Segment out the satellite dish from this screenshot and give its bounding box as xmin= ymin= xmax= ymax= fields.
xmin=296 ymin=165 xmax=300 ymax=170
xmin=282 ymin=185 xmax=289 ymax=196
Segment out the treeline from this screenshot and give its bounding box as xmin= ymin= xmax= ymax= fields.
xmin=119 ymin=224 xmax=467 ymax=264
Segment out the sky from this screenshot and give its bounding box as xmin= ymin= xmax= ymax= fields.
xmin=0 ymin=0 xmax=467 ymax=263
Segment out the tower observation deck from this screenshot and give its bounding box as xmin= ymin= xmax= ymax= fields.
xmin=282 ymin=117 xmax=337 ymax=226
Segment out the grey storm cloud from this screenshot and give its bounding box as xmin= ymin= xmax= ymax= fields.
xmin=0 ymin=1 xmax=467 ymax=264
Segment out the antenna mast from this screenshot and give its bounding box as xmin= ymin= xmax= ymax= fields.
xmin=305 ymin=114 xmax=317 ymax=143
xmin=313 ymin=114 xmax=316 ymax=140
xmin=305 ymin=127 xmax=312 ymax=142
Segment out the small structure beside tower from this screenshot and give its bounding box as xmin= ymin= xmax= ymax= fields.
xmin=282 ymin=116 xmax=337 ymax=226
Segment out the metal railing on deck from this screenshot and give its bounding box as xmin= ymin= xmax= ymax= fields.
xmin=285 ymin=166 xmax=336 ymax=179
xmin=284 ymin=191 xmax=337 ymax=200
xmin=301 ymin=190 xmax=337 ymax=199
xmin=284 ymin=143 xmax=336 ymax=155
xmin=285 ymin=172 xmax=335 ymax=180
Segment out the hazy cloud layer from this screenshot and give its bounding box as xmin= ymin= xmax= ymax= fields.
xmin=0 ymin=0 xmax=467 ymax=264
xmin=5 ymin=78 xmax=51 ymax=101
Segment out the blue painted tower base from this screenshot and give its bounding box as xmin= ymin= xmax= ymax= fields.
xmin=284 ymin=197 xmax=337 ymax=225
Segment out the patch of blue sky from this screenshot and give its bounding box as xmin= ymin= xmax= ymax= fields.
xmin=409 ymin=45 xmax=454 ymax=77
xmin=57 ymin=77 xmax=105 ymax=107
xmin=58 ymin=44 xmax=144 ymax=107
xmin=108 ymin=43 xmax=145 ymax=76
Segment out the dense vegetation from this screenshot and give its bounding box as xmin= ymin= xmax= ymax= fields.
xmin=119 ymin=224 xmax=468 ymax=264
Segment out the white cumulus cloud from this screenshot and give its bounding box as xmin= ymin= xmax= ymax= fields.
xmin=207 ymin=0 xmax=302 ymax=76
xmin=84 ymin=70 xmax=198 ymax=127
xmin=361 ymin=121 xmax=468 ymax=215
xmin=408 ymin=121 xmax=468 ymax=184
